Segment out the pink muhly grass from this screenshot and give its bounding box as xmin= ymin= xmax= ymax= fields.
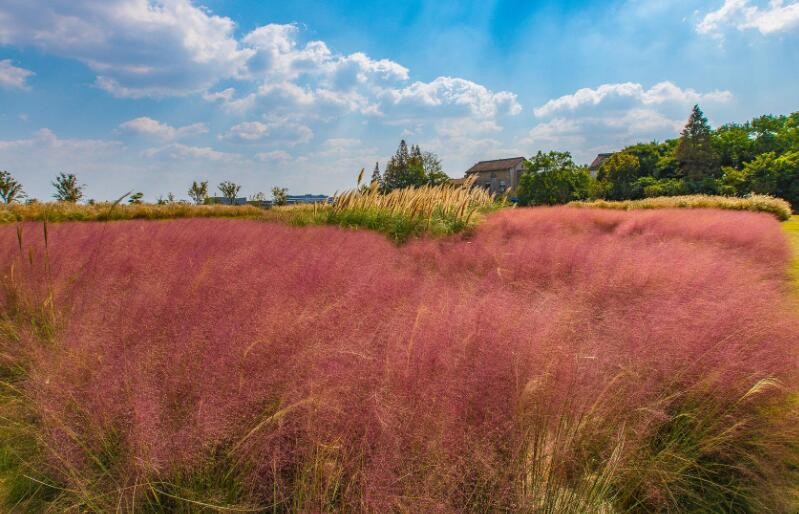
xmin=0 ymin=208 xmax=797 ymax=512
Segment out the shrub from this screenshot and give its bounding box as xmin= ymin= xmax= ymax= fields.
xmin=570 ymin=194 xmax=793 ymax=221
xmin=0 ymin=208 xmax=797 ymax=512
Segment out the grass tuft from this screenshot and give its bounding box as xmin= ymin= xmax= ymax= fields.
xmin=569 ymin=194 xmax=793 ymax=221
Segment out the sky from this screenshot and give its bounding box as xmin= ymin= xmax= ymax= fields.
xmin=0 ymin=0 xmax=798 ymax=201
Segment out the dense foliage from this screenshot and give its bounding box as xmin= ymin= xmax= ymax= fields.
xmin=594 ymin=107 xmax=799 ymax=209
xmin=377 ymin=140 xmax=449 ymax=191
xmin=516 ymin=151 xmax=591 ymax=206
xmin=1 ymin=210 xmax=796 ymax=512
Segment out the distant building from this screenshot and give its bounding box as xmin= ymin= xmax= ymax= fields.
xmin=449 ymin=177 xmax=467 ymax=187
xmin=463 ymin=157 xmax=528 ymax=194
xmin=209 ymin=196 xmax=248 ymax=205
xmin=589 ymin=153 xmax=614 ymax=177
xmin=285 ymin=194 xmax=330 ymax=205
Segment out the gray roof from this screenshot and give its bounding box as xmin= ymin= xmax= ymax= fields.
xmin=465 ymin=157 xmax=526 ymax=175
xmin=589 ymin=153 xmax=614 ymax=171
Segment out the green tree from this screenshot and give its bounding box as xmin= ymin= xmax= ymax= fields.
xmin=218 ymin=181 xmax=242 ymax=205
xmin=128 ymin=192 xmax=144 ymax=204
xmin=740 ymin=151 xmax=799 ymax=209
xmin=370 ymin=162 xmax=382 ymax=189
xmin=597 ymin=152 xmax=642 ymax=200
xmin=421 ymin=151 xmax=449 ymax=186
xmin=53 ymin=172 xmax=84 ymax=203
xmin=383 ymin=140 xmax=426 ymax=190
xmin=713 ymin=124 xmax=755 ymax=169
xmin=272 ymin=186 xmax=288 ymax=206
xmin=517 ymin=151 xmax=591 ymax=206
xmin=188 ymin=181 xmax=209 ymax=205
xmin=675 ymin=105 xmax=720 ymax=191
xmin=0 ymin=170 xmax=25 ymax=204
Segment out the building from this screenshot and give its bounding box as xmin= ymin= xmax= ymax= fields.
xmin=464 ymin=157 xmax=527 ymax=194
xmin=589 ymin=153 xmax=614 ymax=177
xmin=209 ymin=196 xmax=248 ymax=205
xmin=285 ymin=194 xmax=330 ymax=205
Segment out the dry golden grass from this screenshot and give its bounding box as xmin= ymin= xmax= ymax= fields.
xmin=0 ymin=178 xmax=499 ymax=241
xmin=0 ymin=201 xmax=265 ymax=224
xmin=569 ymin=194 xmax=793 ymax=221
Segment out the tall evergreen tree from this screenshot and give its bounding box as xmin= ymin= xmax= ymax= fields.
xmin=675 ymin=105 xmax=720 ymax=190
xmin=370 ymin=162 xmax=382 ymax=188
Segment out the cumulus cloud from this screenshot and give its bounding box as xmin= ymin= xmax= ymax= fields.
xmin=0 ymin=59 xmax=34 ymax=89
xmin=256 ymin=150 xmax=292 ymax=162
xmin=0 ymin=0 xmax=253 ymax=97
xmin=0 ymin=128 xmax=120 ymax=152
xmin=381 ymin=76 xmax=522 ymax=121
xmin=221 ymin=116 xmax=314 ymax=145
xmin=533 ymin=81 xmax=732 ymax=118
xmin=697 ymin=0 xmax=799 ymax=36
xmin=143 ymin=142 xmax=240 ymax=161
xmin=119 ymin=116 xmax=208 ymax=140
xmin=525 ymin=81 xmax=733 ymax=163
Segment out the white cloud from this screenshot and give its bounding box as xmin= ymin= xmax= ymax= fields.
xmin=256 ymin=150 xmax=292 ymax=162
xmin=0 ymin=0 xmax=253 ymax=97
xmin=143 ymin=142 xmax=239 ymax=161
xmin=119 ymin=116 xmax=208 ymax=140
xmin=525 ymin=81 xmax=734 ymax=163
xmin=534 ymin=81 xmax=732 ymax=118
xmin=383 ymin=76 xmax=522 ymax=119
xmin=0 ymin=128 xmax=120 ymax=152
xmin=698 ymin=0 xmax=799 ymax=36
xmin=0 ymin=59 xmax=34 ymax=89
xmin=221 ymin=116 xmax=314 ymax=145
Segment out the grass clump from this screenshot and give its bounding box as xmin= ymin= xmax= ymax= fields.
xmin=569 ymin=194 xmax=793 ymax=221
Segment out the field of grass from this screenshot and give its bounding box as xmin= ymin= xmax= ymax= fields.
xmin=0 ymin=183 xmax=497 ymax=242
xmin=570 ymin=194 xmax=793 ymax=221
xmin=1 ymin=207 xmax=797 ymax=512
xmin=784 ymin=215 xmax=799 ymax=288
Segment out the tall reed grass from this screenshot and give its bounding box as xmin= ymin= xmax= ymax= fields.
xmin=0 ymin=208 xmax=797 ymax=512
xmin=569 ymin=194 xmax=793 ymax=221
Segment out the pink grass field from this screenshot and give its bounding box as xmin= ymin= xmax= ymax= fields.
xmin=1 ymin=207 xmax=798 ymax=512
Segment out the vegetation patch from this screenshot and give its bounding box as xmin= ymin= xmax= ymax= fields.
xmin=0 ymin=180 xmax=498 ymax=242
xmin=569 ymin=194 xmax=793 ymax=221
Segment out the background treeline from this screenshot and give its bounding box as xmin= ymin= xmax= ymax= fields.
xmin=518 ymin=106 xmax=799 ymax=210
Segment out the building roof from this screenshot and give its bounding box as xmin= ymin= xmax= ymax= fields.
xmin=589 ymin=153 xmax=614 ymax=171
xmin=449 ymin=177 xmax=467 ymax=186
xmin=465 ymin=157 xmax=527 ymax=175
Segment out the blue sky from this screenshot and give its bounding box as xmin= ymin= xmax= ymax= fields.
xmin=0 ymin=0 xmax=797 ymax=201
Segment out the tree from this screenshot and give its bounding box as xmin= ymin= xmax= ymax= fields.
xmin=422 ymin=151 xmax=450 ymax=186
xmin=383 ymin=140 xmax=426 ymax=190
xmin=517 ymin=151 xmax=591 ymax=206
xmin=53 ymin=172 xmax=84 ymax=203
xmin=188 ymin=181 xmax=209 ymax=205
xmin=128 ymin=192 xmax=144 ymax=204
xmin=0 ymin=170 xmax=25 ymax=204
xmin=272 ymin=186 xmax=288 ymax=206
xmin=675 ymin=105 xmax=720 ymax=190
xmin=597 ymin=152 xmax=643 ymax=200
xmin=370 ymin=162 xmax=382 ymax=188
xmin=740 ymin=151 xmax=799 ymax=208
xmin=218 ymin=181 xmax=241 ymax=205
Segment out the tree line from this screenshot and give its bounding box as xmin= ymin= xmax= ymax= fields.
xmin=0 ymin=171 xmax=293 ymax=207
xmin=516 ymin=105 xmax=799 ymax=208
